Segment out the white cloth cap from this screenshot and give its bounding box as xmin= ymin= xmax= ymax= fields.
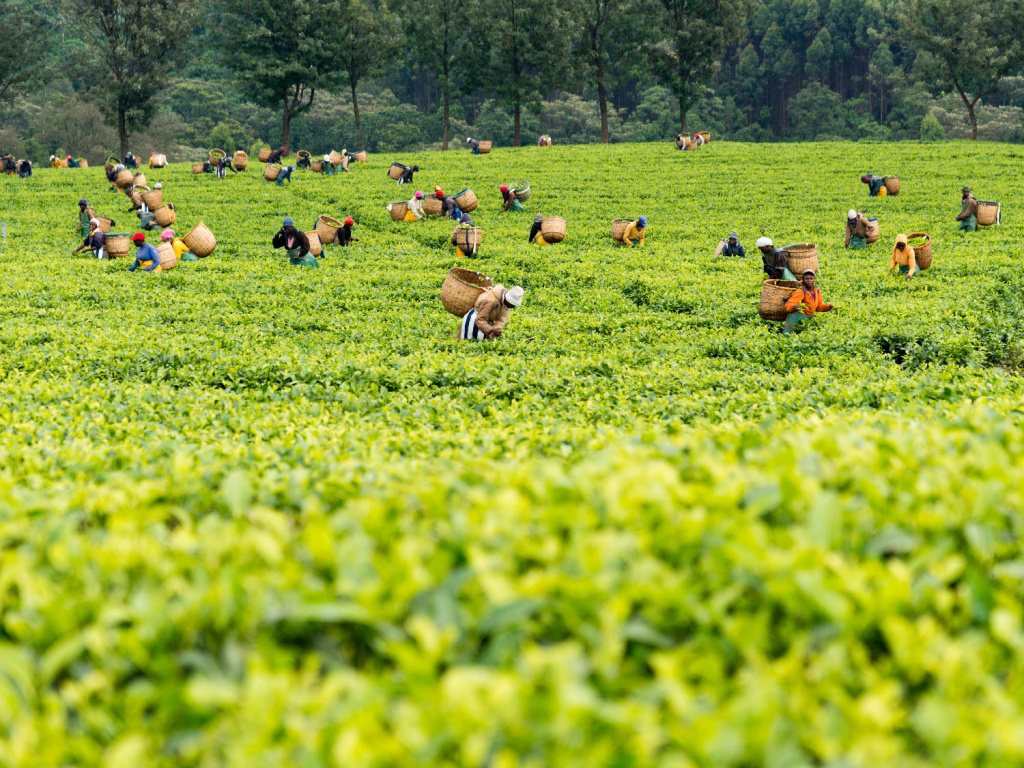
xmin=756 ymin=237 xmax=772 ymax=248
xmin=848 ymin=209 xmax=858 ymax=219
xmin=324 ymin=154 xmax=330 ymax=162
xmin=505 ymin=286 xmax=524 ymax=307
xmin=89 ymin=218 xmax=100 ymax=227
xmin=153 ymin=183 xmax=162 ymax=189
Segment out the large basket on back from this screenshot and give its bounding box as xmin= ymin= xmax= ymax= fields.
xmin=908 ymin=232 xmax=932 ymax=270
xmin=209 ymin=149 xmax=226 ymax=165
xmin=233 ymin=151 xmax=248 ymax=170
xmin=451 ymin=227 xmax=483 ymax=251
xmin=191 ymin=163 xmax=205 ymax=174
xmin=133 ymin=172 xmax=147 ymax=188
xmin=388 ymin=201 xmax=408 ymax=222
xmin=423 ymin=194 xmax=443 ymax=217
xmin=758 ymin=279 xmax=800 ymax=321
xmin=440 ymin=267 xmax=494 ymax=317
xmin=866 ymin=217 xmax=880 ymax=243
xmin=141 ymin=188 xmax=163 ymax=209
xmin=105 ymin=232 xmax=131 ymax=258
xmin=388 ymin=162 xmax=406 ymax=180
xmin=115 ymin=169 xmax=134 ymax=188
xmin=785 ymin=243 xmax=819 ymax=274
xmin=354 ymin=151 xmax=367 ymax=163
xmin=95 ymin=215 xmax=115 ymax=233
xmin=263 ymin=164 xmax=281 ymax=181
xmin=151 ymin=154 xmax=167 ymax=168
xmin=311 ymin=160 xmax=323 ymax=173
xmin=511 ymin=180 xmax=531 ymax=201
xmin=328 ymin=150 xmax=343 ymax=166
xmin=315 ymin=215 xmax=343 ymax=243
xmin=883 ymin=176 xmax=900 ymax=196
xmin=977 ymin=201 xmax=1000 ymax=226
xmin=104 ymin=156 xmax=119 ymax=173
xmin=78 ymin=159 xmax=89 ymax=168
xmin=297 ymin=150 xmax=310 ymax=160
xmin=156 ymin=242 xmax=178 ymax=271
xmin=129 ymin=187 xmax=147 ymax=209
xmin=306 ymin=231 xmax=322 ymax=257
xmin=258 ymin=148 xmax=272 ymax=162
xmin=478 ymin=141 xmax=492 ymax=154
xmin=454 ymin=188 xmax=478 ymax=212
xmin=182 ymin=221 xmax=216 ymax=257
xmin=611 ymin=219 xmax=632 ymax=242
xmin=697 ymin=131 xmax=711 ymax=144
xmin=541 ymin=216 xmax=567 ymax=243
xmin=154 ymin=205 xmax=176 ymax=227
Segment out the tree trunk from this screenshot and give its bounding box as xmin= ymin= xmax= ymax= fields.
xmin=679 ymin=100 xmax=687 ymax=133
xmin=514 ymin=103 xmax=521 ymax=147
xmin=351 ymin=82 xmax=364 ymax=151
xmin=118 ymin=107 xmax=127 ymax=159
xmin=968 ymin=102 xmax=978 ymax=139
xmin=443 ymin=91 xmax=450 ymax=151
xmin=597 ymin=69 xmax=609 ymax=143
xmin=282 ymin=104 xmax=292 ymax=151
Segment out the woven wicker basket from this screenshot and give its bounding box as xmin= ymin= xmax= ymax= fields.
xmin=327 ymin=150 xmax=342 ymax=166
xmin=454 ymin=188 xmax=478 ymax=212
xmin=133 ymin=172 xmax=147 ymax=188
xmin=156 ymin=242 xmax=178 ymax=271
xmin=866 ymin=217 xmax=880 ymax=243
xmin=209 ymin=149 xmax=225 ymax=165
xmin=977 ymin=201 xmax=1000 ymax=226
xmin=388 ymin=162 xmax=406 ymax=180
xmin=611 ymin=219 xmax=631 ymax=242
xmin=541 ymin=216 xmax=567 ymax=243
xmin=106 ymin=233 xmax=131 ymax=258
xmin=440 ymin=267 xmax=493 ymax=316
xmin=154 ymin=205 xmax=176 ymax=227
xmin=233 ymin=151 xmax=248 ymax=170
xmin=152 ymin=154 xmax=167 ymax=168
xmin=305 ymin=231 xmax=322 ymax=257
xmin=95 ymin=216 xmax=114 ymax=233
xmin=758 ymin=279 xmax=800 ymax=321
xmin=104 ymin=156 xmax=119 ymax=173
xmin=297 ymin=150 xmax=310 ymax=159
xmin=354 ymin=151 xmax=367 ymax=163
xmin=141 ymin=188 xmax=163 ymax=209
xmin=451 ymin=227 xmax=483 ymax=250
xmin=130 ymin=188 xmax=147 ymax=208
xmin=182 ymin=221 xmax=216 ymax=257
xmin=115 ymin=169 xmax=134 ymax=187
xmin=511 ymin=180 xmax=531 ymax=201
xmin=907 ymin=232 xmax=932 ymax=270
xmin=264 ymin=164 xmax=281 ymax=181
xmin=388 ymin=201 xmax=409 ymax=222
xmin=311 ymin=160 xmax=323 ymax=173
xmin=478 ymin=141 xmax=492 ymax=154
xmin=697 ymin=131 xmax=711 ymax=143
xmin=191 ymin=163 xmax=205 ymax=174
xmin=315 ymin=215 xmax=343 ymax=243
xmin=785 ymin=243 xmax=819 ymax=274
xmin=423 ymin=194 xmax=443 ymax=217
xmin=258 ymin=148 xmax=272 ymax=162
xmin=883 ymin=176 xmax=900 ymax=196
xmin=78 ymin=159 xmax=89 ymax=168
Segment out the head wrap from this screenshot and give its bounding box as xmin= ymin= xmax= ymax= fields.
xmin=78 ymin=199 xmax=87 ymax=206
xmin=534 ymin=214 xmax=543 ymax=223
xmin=280 ymin=146 xmax=286 ymax=151
xmin=505 ymin=286 xmax=524 ymax=307
xmin=131 ymin=233 xmax=145 ymax=242
xmin=324 ymin=154 xmax=331 ymax=162
xmin=467 ymin=138 xmax=472 ymax=142
xmin=500 ymin=184 xmax=508 ymax=192
xmin=729 ymin=232 xmax=738 ymax=240
xmin=66 ymin=155 xmax=72 ymax=160
xmin=282 ymin=217 xmax=294 ymax=227
xmin=756 ymin=237 xmax=772 ymax=248
xmin=50 ymin=155 xmax=55 ymax=161
xmin=153 ymin=183 xmax=162 ymax=189
xmin=848 ymin=210 xmax=858 ymax=220
xmin=412 ymin=165 xmax=419 ymax=172
xmin=344 ymin=216 xmax=354 ymax=226
xmin=415 ymin=191 xmax=424 ymax=199
xmin=161 ymin=229 xmax=174 ymax=241
xmin=89 ymin=218 xmax=100 ymax=228
xmin=638 ymin=216 xmax=648 ymax=227
xmin=962 ymin=187 xmax=971 ymax=194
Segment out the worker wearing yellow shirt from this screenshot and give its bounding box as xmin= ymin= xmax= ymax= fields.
xmin=160 ymin=229 xmax=198 ymax=262
xmin=621 ymin=216 xmax=647 ymax=247
xmin=50 ymin=155 xmax=63 ymax=168
xmin=889 ymin=234 xmax=917 ymax=279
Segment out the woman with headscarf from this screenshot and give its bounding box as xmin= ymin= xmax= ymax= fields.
xmin=267 ymin=146 xmax=286 ymax=164
xmin=406 ymin=190 xmax=426 ymax=221
xmin=528 ymin=214 xmax=544 ymax=244
xmin=397 ymin=163 xmax=418 ymax=184
xmin=162 ymin=228 xmax=198 ymax=262
xmin=783 ymin=270 xmax=833 ymax=336
xmin=124 ymin=152 xmax=138 ymax=169
xmin=441 ymin=191 xmax=462 ymax=222
xmin=621 ymin=216 xmax=648 ymax=247
xmin=50 ymin=155 xmax=63 ymax=168
xmin=467 ymin=137 xmax=480 ymax=154
xmin=889 ymin=234 xmax=917 ymax=279
xmin=17 ymin=158 xmax=31 ymax=178
xmin=272 ymin=217 xmax=317 ymax=267
xmin=458 ymin=285 xmax=524 ymax=341
xmin=956 ymin=187 xmax=978 ymax=232
xmin=454 ymin=213 xmax=477 ymax=257
xmin=340 ymin=150 xmax=351 ymax=173
xmin=861 ymin=174 xmax=887 ymax=197
xmin=321 ymin=154 xmax=336 ymax=176
xmin=337 ymin=216 xmax=357 ymax=246
xmin=73 ymin=218 xmax=106 ymax=259
xmin=3 ymin=155 xmax=15 ymax=174
xmin=758 ymin=237 xmax=796 ymax=281
xmin=296 ymin=152 xmax=311 ymax=170
xmin=845 ymin=210 xmax=870 ymax=249
xmin=65 ymin=155 xmax=80 ymax=169
xmin=500 ymin=184 xmax=525 ymax=212
xmin=128 ymin=233 xmax=161 ymax=272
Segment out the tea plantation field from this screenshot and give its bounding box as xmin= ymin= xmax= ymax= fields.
xmin=1 ymin=141 xmax=1023 ymax=766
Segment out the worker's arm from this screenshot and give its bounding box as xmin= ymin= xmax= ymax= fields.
xmin=143 ymin=248 xmax=159 ymax=271
xmin=473 ymin=293 xmax=499 ymax=334
xmin=637 ymin=228 xmax=645 ymax=246
xmin=784 ymin=289 xmax=805 ymax=314
xmin=907 ymin=248 xmax=917 ymax=278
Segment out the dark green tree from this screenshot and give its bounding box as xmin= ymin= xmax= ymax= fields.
xmin=65 ymin=0 xmax=198 ymax=157
xmin=217 ymin=0 xmax=331 ymax=149
xmin=328 ymin=0 xmax=403 ymax=152
xmin=0 ymin=1 xmax=48 ymax=102
xmin=651 ymin=0 xmax=756 ymax=132
xmin=894 ymin=0 xmax=1024 ymax=139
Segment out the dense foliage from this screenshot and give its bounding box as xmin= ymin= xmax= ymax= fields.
xmin=0 ymin=141 xmax=1023 ymax=764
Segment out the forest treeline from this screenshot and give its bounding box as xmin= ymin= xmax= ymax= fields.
xmin=2 ymin=0 xmax=1024 ymax=162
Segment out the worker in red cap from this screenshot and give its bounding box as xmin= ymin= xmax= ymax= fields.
xmin=128 ymin=233 xmax=161 ymax=272
xmin=500 ymin=183 xmax=524 ymax=212
xmin=267 ymin=146 xmax=286 ymax=164
xmin=338 ymin=216 xmax=357 ymax=246
xmin=65 ymin=155 xmax=80 ymax=169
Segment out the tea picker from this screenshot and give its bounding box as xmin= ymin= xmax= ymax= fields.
xmin=73 ymin=219 xmax=106 ymax=259
xmin=620 ymin=216 xmax=647 ymax=247
xmin=716 ymin=232 xmax=745 ymax=257
xmin=276 ymin=165 xmax=295 ymax=186
xmin=272 ymin=217 xmax=317 ymax=267
xmin=406 ymin=191 xmax=426 ymax=221
xmin=2 ymin=155 xmax=15 ymax=174
xmin=458 ymin=285 xmax=524 ymax=341
xmin=162 ymin=229 xmax=197 ymax=263
xmin=758 ymin=237 xmax=796 ymax=281
xmin=124 ymin=152 xmax=138 ymax=169
xmin=845 ymin=210 xmax=870 ymax=249
xmin=18 ymin=159 xmax=31 ymax=178
xmin=890 ymin=234 xmax=918 ymax=279
xmin=957 ymin=187 xmax=978 ymax=232
xmin=128 ymin=233 xmax=161 ymax=272
xmin=783 ymin=270 xmax=833 ymax=336
xmin=77 ymin=199 xmax=91 ymax=238
xmin=861 ymin=174 xmax=887 ymax=197
xmin=500 ymin=184 xmax=525 ymax=213
xmin=454 ymin=213 xmax=477 ymax=257
xmin=393 ymin=163 xmax=418 ymax=184
xmin=267 ymin=146 xmax=285 ymax=164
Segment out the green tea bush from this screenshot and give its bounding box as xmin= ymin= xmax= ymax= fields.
xmin=0 ymin=140 xmax=1023 ymax=766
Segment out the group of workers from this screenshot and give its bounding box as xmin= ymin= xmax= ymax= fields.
xmin=271 ymin=215 xmax=357 ymax=267
xmin=2 ymin=155 xmax=31 ymax=177
xmin=675 ymin=133 xmax=707 ymax=150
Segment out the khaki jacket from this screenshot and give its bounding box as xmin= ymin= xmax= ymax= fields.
xmin=845 ymin=216 xmax=868 ymax=247
xmin=474 ymin=284 xmax=512 ymax=337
